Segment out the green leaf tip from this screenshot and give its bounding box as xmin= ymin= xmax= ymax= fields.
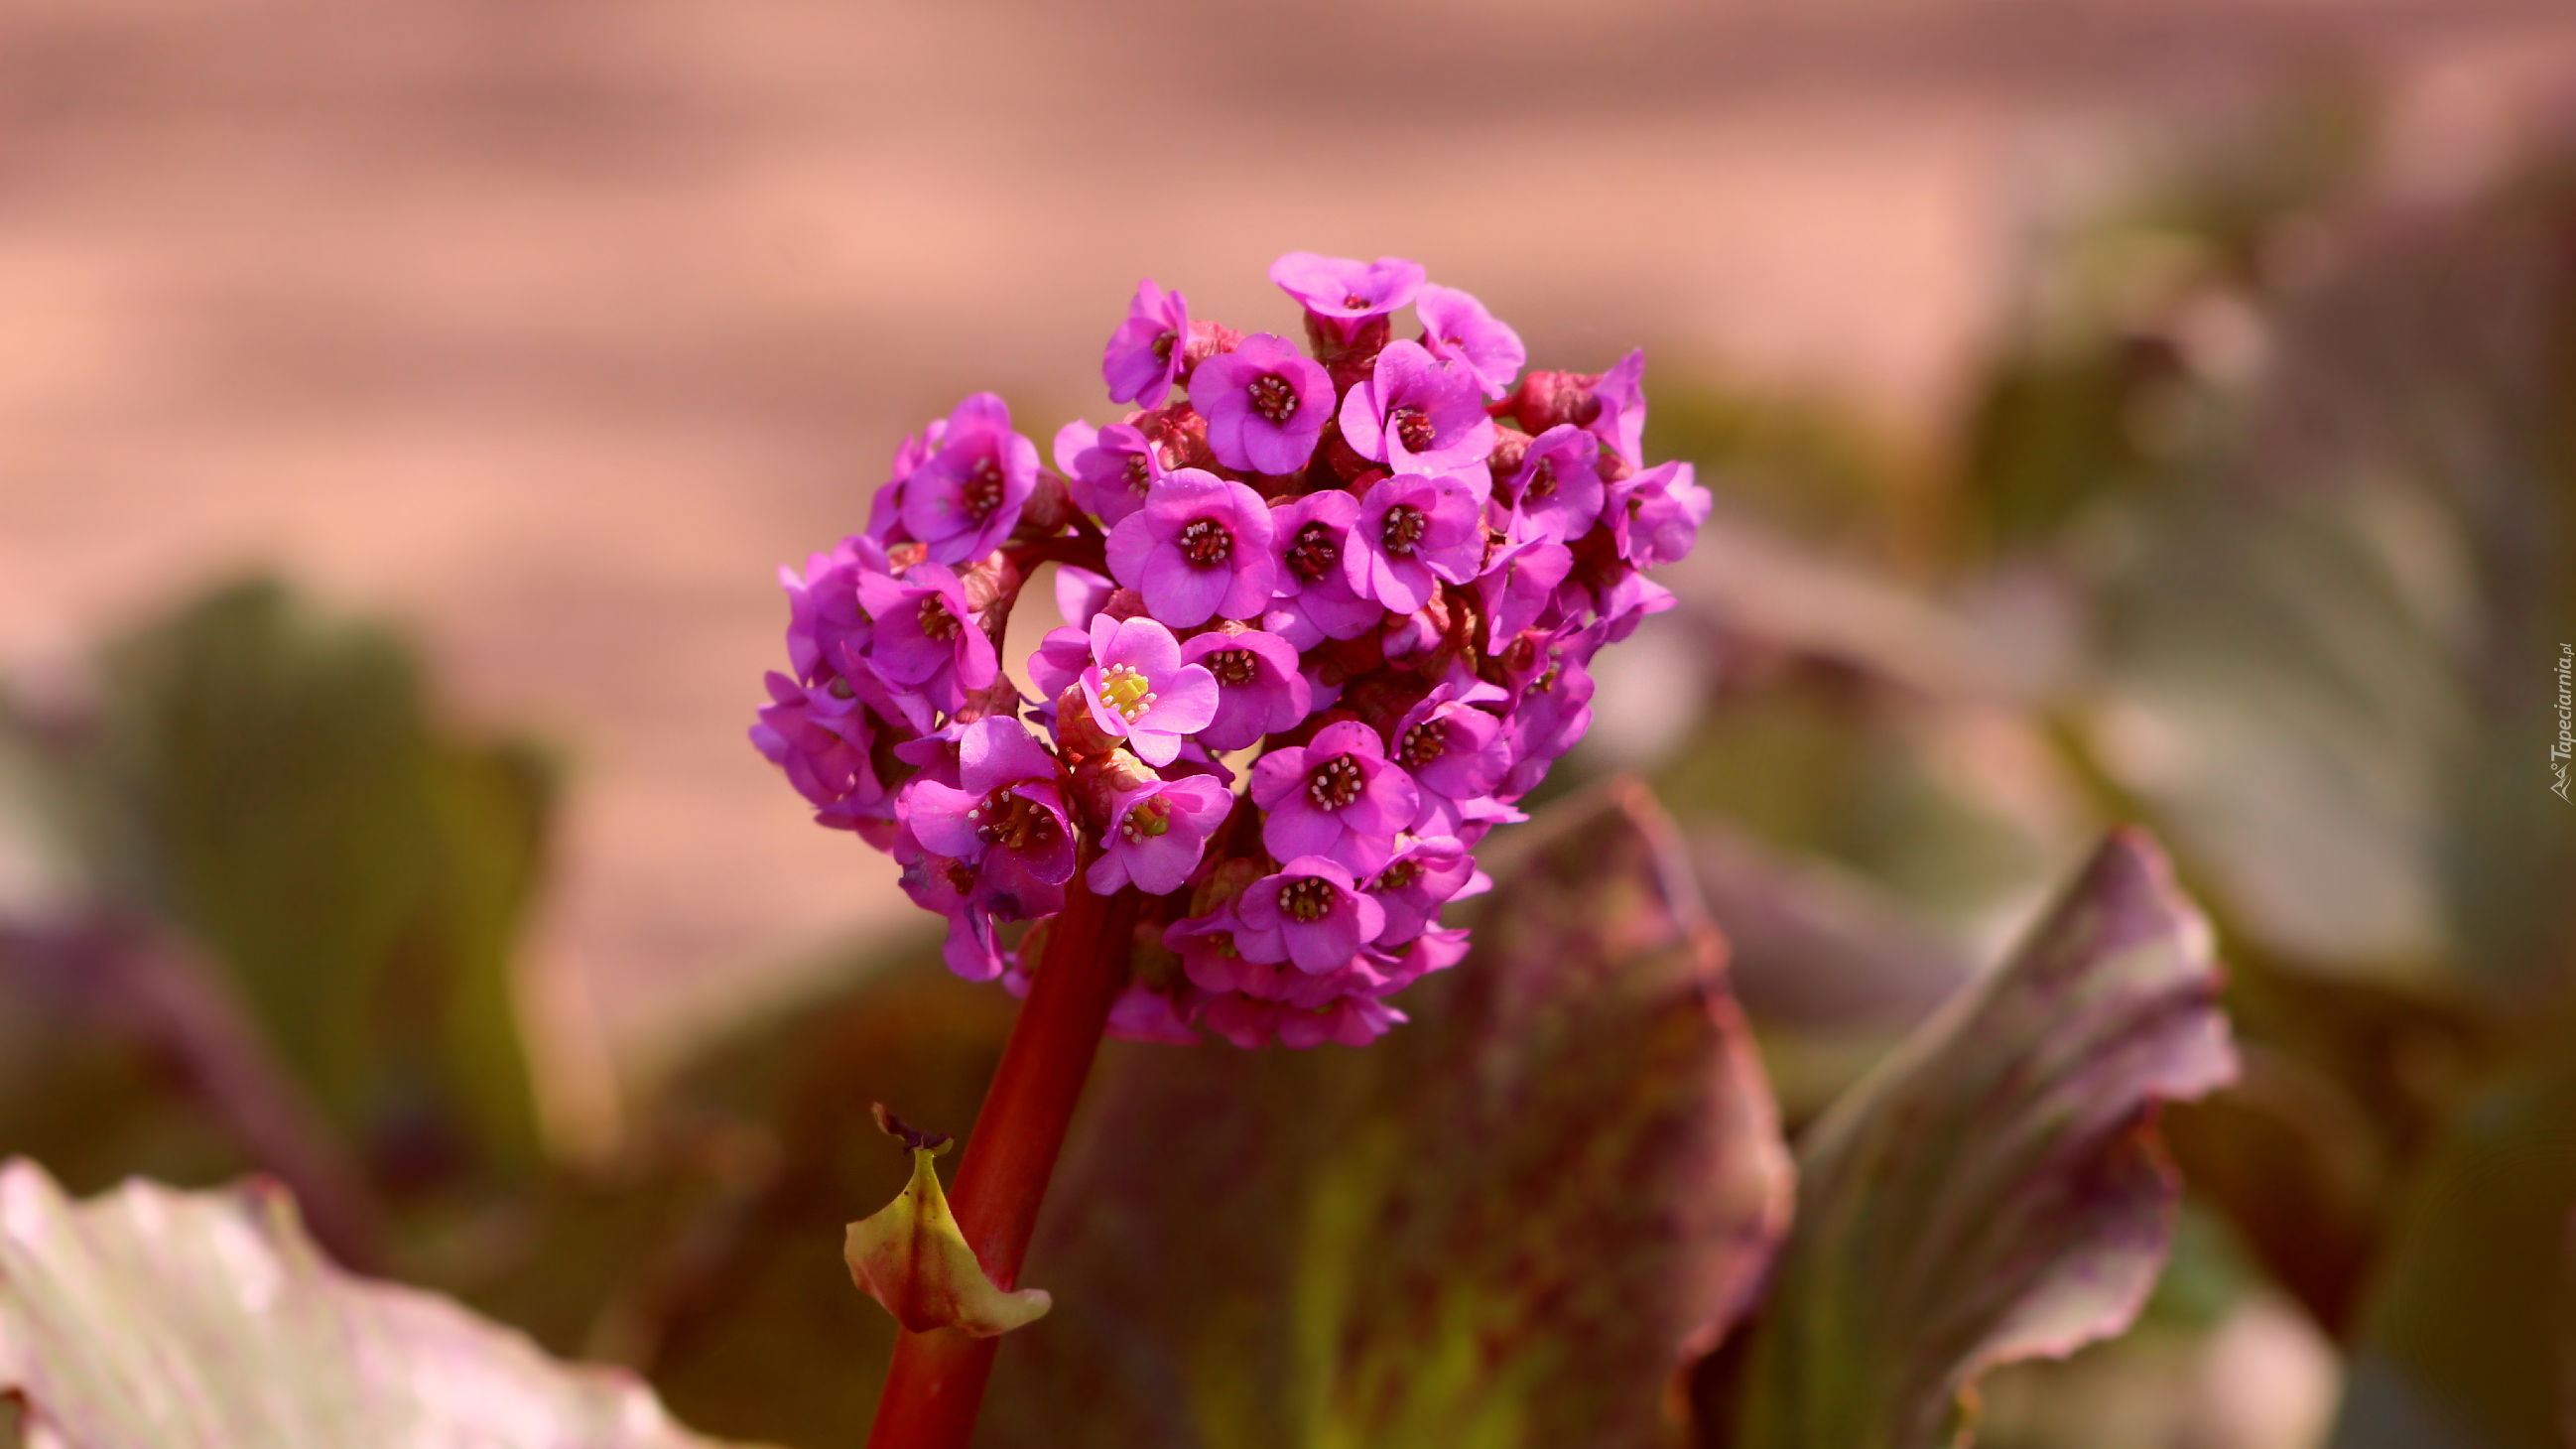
xmin=843 ymin=1145 xmax=1050 ymax=1338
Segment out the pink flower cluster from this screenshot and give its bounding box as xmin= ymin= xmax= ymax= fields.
xmin=751 ymin=253 xmax=1710 ymax=1048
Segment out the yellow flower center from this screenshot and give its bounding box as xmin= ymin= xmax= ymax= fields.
xmin=1100 ymin=663 xmax=1157 ymax=722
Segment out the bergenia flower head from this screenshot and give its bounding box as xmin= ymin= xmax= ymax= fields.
xmin=753 ymin=254 xmax=1705 ymax=1049
xmin=1102 ymin=279 xmax=1190 ymax=407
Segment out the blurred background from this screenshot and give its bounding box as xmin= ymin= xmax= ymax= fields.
xmin=4 ymin=1 xmax=2575 ymax=1447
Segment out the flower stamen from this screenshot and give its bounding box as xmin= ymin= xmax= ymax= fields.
xmin=1099 ymin=663 xmax=1158 ymax=721
xmin=1279 ymin=877 xmax=1336 ymax=921
xmin=1179 ymin=518 xmax=1233 ymax=568
xmin=1381 ymin=504 xmax=1428 ymax=556
xmin=1307 ymin=754 xmax=1364 ymax=810
xmin=1248 ymin=374 xmax=1299 ymax=424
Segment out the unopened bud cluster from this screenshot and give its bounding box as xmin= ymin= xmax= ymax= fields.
xmin=751 ymin=253 xmax=1710 ymax=1047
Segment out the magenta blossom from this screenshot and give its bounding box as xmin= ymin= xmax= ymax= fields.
xmin=751 ymin=670 xmax=885 ymax=820
xmin=1595 ymin=570 xmax=1679 ymax=645
xmin=1078 ymin=615 xmax=1219 ymax=767
xmin=1366 ymin=835 xmax=1487 ymax=943
xmin=1263 ymin=490 xmax=1383 ymax=648
xmin=1268 ymin=252 xmax=1427 ymax=336
xmin=1414 ymin=283 xmax=1525 ymax=400
xmin=1052 ymin=420 xmax=1162 ymax=527
xmin=1188 ymin=332 xmax=1333 ymax=474
xmin=1346 ymin=471 xmax=1484 ymax=614
xmin=1104 ymin=468 xmax=1280 ymax=628
xmin=779 ymin=534 xmax=888 ymax=685
xmin=1587 ymin=348 xmax=1647 ymax=465
xmin=1339 ymin=340 xmax=1496 ymax=482
xmin=1090 ymin=771 xmax=1233 ymax=895
xmin=1477 ymin=526 xmax=1574 ymax=649
xmin=1390 ymin=686 xmax=1513 ymax=836
xmin=1181 ymin=627 xmax=1311 ymax=750
xmin=854 ymin=563 xmax=997 ymax=715
xmin=864 ymin=420 xmax=946 ymax=545
xmin=1248 ymin=720 xmax=1418 ymax=874
xmin=1607 ymin=460 xmax=1712 ymax=569
xmin=1233 ymin=856 xmax=1387 ymax=973
xmin=1498 ymin=621 xmax=1605 ymax=800
xmin=1497 ymin=424 xmax=1607 ymax=543
xmin=756 ymin=256 xmax=1706 ymax=1053
xmin=1102 ymin=279 xmax=1190 ymax=408
xmin=900 ymin=394 xmax=1040 ymax=565
xmin=904 ymin=718 xmax=1075 ymax=878
xmin=892 ymin=824 xmax=1006 ymax=983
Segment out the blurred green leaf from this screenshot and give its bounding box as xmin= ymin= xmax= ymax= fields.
xmin=0 ymin=1157 xmax=756 ymax=1448
xmin=2327 ymin=1037 xmax=2576 ymax=1449
xmin=4 ymin=579 xmax=552 ymax=1198
xmin=981 ymin=781 xmax=1791 ymax=1449
xmin=1691 ymin=828 xmax=2236 ymax=1449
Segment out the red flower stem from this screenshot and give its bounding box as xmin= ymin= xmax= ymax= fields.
xmin=864 ymin=868 xmax=1142 ymax=1449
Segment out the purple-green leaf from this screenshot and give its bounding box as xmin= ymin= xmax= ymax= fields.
xmin=0 ymin=1158 xmax=755 ymax=1449
xmin=1689 ymin=827 xmax=2237 ymax=1449
xmin=983 ymin=780 xmax=1791 ymax=1449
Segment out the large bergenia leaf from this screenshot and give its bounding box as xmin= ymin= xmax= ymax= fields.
xmin=982 ymin=781 xmax=1791 ymax=1449
xmin=0 ymin=1159 xmax=753 ymax=1449
xmin=1691 ymin=827 xmax=2236 ymax=1449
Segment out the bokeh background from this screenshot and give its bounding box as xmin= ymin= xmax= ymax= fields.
xmin=5 ymin=2 xmax=2576 ymax=1447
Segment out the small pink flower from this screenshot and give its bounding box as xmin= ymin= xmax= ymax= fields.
xmin=1232 ymin=856 xmax=1387 ymax=973
xmin=1052 ymin=420 xmax=1162 ymax=527
xmin=1181 ymin=626 xmax=1311 ymax=751
xmin=1188 ymin=333 xmax=1333 ymax=474
xmin=855 ymin=562 xmax=997 ymax=716
xmin=1104 ymin=468 xmax=1280 ymax=627
xmin=1248 ymin=720 xmax=1419 ymax=874
xmin=1076 ymin=615 xmax=1219 ymax=767
xmin=1607 ymin=460 xmax=1711 ymax=568
xmin=1477 ymin=527 xmax=1574 ymax=651
xmin=1586 ymin=348 xmax=1647 ymax=465
xmin=1496 ymin=424 xmax=1606 ymax=543
xmin=1414 ymin=283 xmax=1525 ymax=400
xmin=1339 ymin=339 xmax=1496 ymax=480
xmin=1268 ymin=252 xmax=1427 ymax=338
xmin=1264 ymin=490 xmax=1383 ymax=648
xmin=1346 ymin=472 xmax=1485 ymax=614
xmin=1090 ymin=770 xmax=1233 ymax=895
xmin=1101 ymin=279 xmax=1190 ymax=407
xmin=899 ymin=394 xmax=1041 ymax=565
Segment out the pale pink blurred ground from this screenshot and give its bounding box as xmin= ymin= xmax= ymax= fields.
xmin=2 ymin=0 xmax=2570 ymax=1082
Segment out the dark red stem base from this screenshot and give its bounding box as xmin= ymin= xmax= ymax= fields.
xmin=863 ymin=871 xmax=1142 ymax=1449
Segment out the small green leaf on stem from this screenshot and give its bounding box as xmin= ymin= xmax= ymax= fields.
xmin=844 ymin=1145 xmax=1050 ymax=1339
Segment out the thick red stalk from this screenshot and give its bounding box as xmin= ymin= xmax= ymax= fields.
xmin=864 ymin=868 xmax=1142 ymax=1449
